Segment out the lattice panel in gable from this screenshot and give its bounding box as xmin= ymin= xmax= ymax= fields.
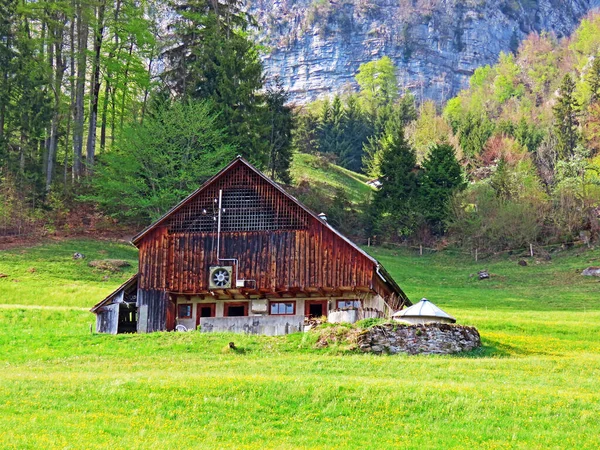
xmin=166 ymin=163 xmax=310 ymax=233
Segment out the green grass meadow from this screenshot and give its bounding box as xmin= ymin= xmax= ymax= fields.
xmin=290 ymin=153 xmax=374 ymax=205
xmin=1 ymin=239 xmax=600 ymax=449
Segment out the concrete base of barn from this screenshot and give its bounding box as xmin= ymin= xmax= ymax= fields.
xmin=358 ymin=323 xmax=481 ymax=355
xmin=199 ymin=316 xmax=304 ymax=336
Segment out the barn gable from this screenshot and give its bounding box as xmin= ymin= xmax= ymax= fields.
xmin=123 ymin=156 xmax=408 ymax=333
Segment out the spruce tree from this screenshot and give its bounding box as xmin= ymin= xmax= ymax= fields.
xmin=340 ymin=95 xmax=371 ymax=172
xmin=588 ymin=56 xmax=600 ymax=104
xmin=373 ymin=120 xmax=419 ymax=236
xmin=553 ymin=73 xmax=580 ymax=159
xmin=419 ymin=143 xmax=465 ymax=235
xmin=163 ymin=0 xmax=267 ymax=165
xmin=316 ymin=98 xmax=332 ymax=153
xmin=265 ymin=77 xmax=293 ymax=183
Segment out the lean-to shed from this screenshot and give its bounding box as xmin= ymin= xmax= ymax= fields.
xmin=91 ymin=275 xmax=139 ymax=334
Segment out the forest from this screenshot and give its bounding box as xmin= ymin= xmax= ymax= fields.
xmin=1 ymin=1 xmax=600 ymax=252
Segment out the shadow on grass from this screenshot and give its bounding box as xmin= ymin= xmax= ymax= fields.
xmin=450 ymin=338 xmax=552 ymax=358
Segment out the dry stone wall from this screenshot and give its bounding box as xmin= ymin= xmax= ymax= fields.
xmin=358 ymin=323 xmax=481 ymax=355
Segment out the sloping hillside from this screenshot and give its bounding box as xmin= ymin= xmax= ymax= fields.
xmin=290 ymin=152 xmax=374 ymax=206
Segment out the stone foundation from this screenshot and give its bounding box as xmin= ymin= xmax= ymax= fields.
xmin=357 ymin=323 xmax=481 ymax=355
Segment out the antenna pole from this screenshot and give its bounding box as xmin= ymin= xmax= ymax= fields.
xmin=217 ymin=189 xmax=222 ymax=262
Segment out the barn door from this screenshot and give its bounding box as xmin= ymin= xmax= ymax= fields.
xmin=166 ymin=299 xmax=176 ymax=331
xmin=196 ymin=303 xmax=216 ymax=328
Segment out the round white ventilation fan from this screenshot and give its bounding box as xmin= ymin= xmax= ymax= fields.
xmin=209 ymin=266 xmax=232 ymax=289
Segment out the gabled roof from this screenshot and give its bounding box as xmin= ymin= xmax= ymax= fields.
xmin=392 ymin=298 xmax=455 ymax=322
xmin=130 ymin=156 xmax=408 ymax=302
xmin=90 ymin=274 xmax=138 ymax=313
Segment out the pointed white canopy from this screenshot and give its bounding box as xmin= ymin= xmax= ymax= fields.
xmin=392 ymin=298 xmax=456 ymax=323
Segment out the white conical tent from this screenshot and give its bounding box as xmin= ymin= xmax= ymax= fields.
xmin=392 ymin=298 xmax=456 ymax=324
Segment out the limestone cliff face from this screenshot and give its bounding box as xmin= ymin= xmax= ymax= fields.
xmin=249 ymin=0 xmax=600 ymax=104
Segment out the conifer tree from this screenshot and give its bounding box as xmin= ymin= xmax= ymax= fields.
xmin=316 ymin=98 xmax=332 ymax=152
xmin=163 ymin=0 xmax=267 ymax=165
xmin=265 ymin=77 xmax=293 ymax=183
xmin=340 ymin=95 xmax=371 ymax=172
xmin=553 ymin=74 xmax=580 ymax=159
xmin=588 ymin=57 xmax=600 ymax=104
xmin=373 ymin=120 xmax=419 ymax=236
xmin=418 ymin=143 xmax=465 ymax=234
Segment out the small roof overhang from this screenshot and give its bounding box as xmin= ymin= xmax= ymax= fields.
xmin=90 ymin=274 xmax=138 ymax=314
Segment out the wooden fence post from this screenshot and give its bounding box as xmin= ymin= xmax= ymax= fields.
xmin=420 ymin=244 xmax=423 ymax=256
xmin=530 ymin=243 xmax=534 ymax=257
xmin=475 ymin=248 xmax=478 ymax=262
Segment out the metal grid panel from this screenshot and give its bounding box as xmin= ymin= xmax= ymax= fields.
xmin=167 ymin=164 xmax=309 ymax=233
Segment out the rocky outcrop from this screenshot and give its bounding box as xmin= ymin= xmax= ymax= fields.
xmin=357 ymin=322 xmax=481 ymax=355
xmin=249 ymin=0 xmax=600 ymax=103
xmin=582 ymin=266 xmax=600 ymax=276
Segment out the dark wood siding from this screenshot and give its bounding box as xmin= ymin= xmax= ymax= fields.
xmin=138 ymin=226 xmax=377 ymax=294
xmin=135 ymin=159 xmax=401 ymax=325
xmin=136 ymin=288 xmax=170 ymax=333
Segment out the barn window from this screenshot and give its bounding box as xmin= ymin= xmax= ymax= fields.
xmin=337 ymin=300 xmax=361 ymax=309
xmin=224 ymin=302 xmax=248 ymax=317
xmin=270 ymin=301 xmax=295 ymax=315
xmin=178 ymin=304 xmax=193 ymax=319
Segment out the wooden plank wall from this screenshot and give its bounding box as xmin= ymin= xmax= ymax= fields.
xmin=138 ymin=224 xmax=377 ymax=294
xmin=135 ymin=160 xmax=396 ymax=300
xmin=136 ymin=288 xmax=169 ymax=333
xmin=96 ymin=304 xmax=118 ymax=334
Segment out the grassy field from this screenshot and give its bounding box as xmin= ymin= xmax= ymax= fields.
xmin=1 ymin=239 xmax=600 ymax=449
xmin=290 ymin=153 xmax=374 ymax=205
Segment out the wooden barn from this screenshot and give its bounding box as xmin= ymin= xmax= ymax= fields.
xmin=91 ymin=156 xmax=410 ymax=335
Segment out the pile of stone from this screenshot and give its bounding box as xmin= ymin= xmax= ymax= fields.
xmin=357 ymin=322 xmax=481 ymax=355
xmin=88 ymin=259 xmax=131 ymax=272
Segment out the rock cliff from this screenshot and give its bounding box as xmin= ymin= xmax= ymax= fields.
xmin=249 ymin=0 xmax=600 ymax=104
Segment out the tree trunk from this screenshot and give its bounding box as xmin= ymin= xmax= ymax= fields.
xmin=46 ymin=17 xmax=67 ymax=192
xmin=85 ymin=0 xmax=106 ymax=173
xmin=140 ymin=58 xmax=153 ymax=124
xmin=119 ymin=42 xmax=134 ymax=132
xmin=73 ymin=0 xmax=89 ymax=181
xmin=100 ymin=82 xmax=110 ymax=151
xmin=66 ymin=0 xmax=76 ymax=187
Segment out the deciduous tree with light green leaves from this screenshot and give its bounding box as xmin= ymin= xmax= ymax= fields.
xmin=355 ymin=56 xmax=398 ymax=117
xmin=87 ymin=101 xmax=234 ymax=224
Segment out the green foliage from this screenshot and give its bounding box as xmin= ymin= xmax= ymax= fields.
xmin=355 ymin=317 xmax=388 ymax=328
xmin=448 ymin=183 xmax=547 ymax=251
xmin=554 ymin=74 xmax=580 ymax=159
xmin=489 ymin=156 xmax=514 ymax=201
xmin=587 ymin=57 xmax=600 ymax=104
xmin=514 ymin=117 xmax=544 ymax=152
xmin=419 ymin=143 xmax=466 ymax=234
xmin=87 ymin=101 xmax=234 ymax=224
xmin=339 ymin=95 xmax=372 ymax=172
xmin=458 ymin=113 xmax=495 ymax=160
xmin=264 ymin=77 xmax=294 ymax=183
xmin=355 ymin=56 xmax=398 ymax=117
xmin=470 ymin=65 xmax=493 ymax=89
xmin=372 ymin=121 xmax=419 ymax=237
xmin=163 ymin=0 xmax=268 ymax=166
xmin=407 ymin=101 xmax=454 ymax=160
xmin=493 ymin=52 xmax=525 ymax=103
